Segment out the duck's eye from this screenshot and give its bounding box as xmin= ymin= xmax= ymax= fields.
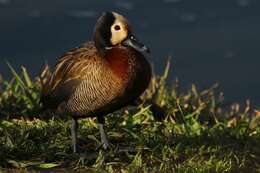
xmin=114 ymin=25 xmax=121 ymax=31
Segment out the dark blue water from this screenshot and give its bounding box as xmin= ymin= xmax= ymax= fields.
xmin=0 ymin=0 xmax=260 ymax=105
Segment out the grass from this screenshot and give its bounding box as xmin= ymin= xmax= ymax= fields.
xmin=0 ymin=60 xmax=260 ymax=173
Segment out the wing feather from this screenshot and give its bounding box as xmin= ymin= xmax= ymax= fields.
xmin=41 ymin=42 xmax=97 ymax=109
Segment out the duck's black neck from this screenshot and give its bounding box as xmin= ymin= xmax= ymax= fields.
xmin=94 ymin=12 xmax=115 ymax=56
xmin=94 ymin=32 xmax=111 ymax=56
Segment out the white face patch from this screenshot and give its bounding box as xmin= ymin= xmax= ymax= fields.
xmin=110 ymin=12 xmax=129 ymax=46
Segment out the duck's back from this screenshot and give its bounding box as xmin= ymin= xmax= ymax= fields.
xmin=41 ymin=42 xmax=151 ymax=117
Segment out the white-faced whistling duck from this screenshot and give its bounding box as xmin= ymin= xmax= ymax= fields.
xmin=41 ymin=11 xmax=151 ymax=153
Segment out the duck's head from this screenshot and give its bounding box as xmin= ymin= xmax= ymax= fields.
xmin=94 ymin=11 xmax=149 ymax=55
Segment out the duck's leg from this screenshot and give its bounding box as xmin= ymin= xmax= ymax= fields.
xmin=97 ymin=116 xmax=109 ymax=150
xmin=71 ymin=117 xmax=78 ymax=153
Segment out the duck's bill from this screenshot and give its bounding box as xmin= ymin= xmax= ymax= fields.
xmin=123 ymin=35 xmax=150 ymax=53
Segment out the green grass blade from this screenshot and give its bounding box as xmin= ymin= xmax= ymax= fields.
xmin=21 ymin=66 xmax=33 ymax=88
xmin=6 ymin=62 xmax=26 ymax=89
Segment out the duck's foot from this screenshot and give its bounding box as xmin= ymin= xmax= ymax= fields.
xmin=95 ymin=141 xmax=114 ymax=151
xmin=102 ymin=139 xmax=109 ymax=150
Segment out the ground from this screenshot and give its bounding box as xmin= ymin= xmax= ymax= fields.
xmin=0 ymin=62 xmax=259 ymax=173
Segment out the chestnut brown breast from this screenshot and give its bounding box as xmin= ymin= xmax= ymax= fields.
xmin=95 ymin=46 xmax=152 ymax=116
xmin=106 ymin=46 xmax=151 ymax=98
